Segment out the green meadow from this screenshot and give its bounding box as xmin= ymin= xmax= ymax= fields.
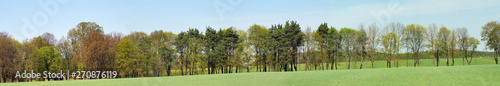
xmin=4 ymin=57 xmax=500 ymax=86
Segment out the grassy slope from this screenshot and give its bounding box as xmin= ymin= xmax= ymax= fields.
xmin=5 ymin=64 xmax=500 ymax=86
xmin=167 ymin=57 xmax=497 ymax=74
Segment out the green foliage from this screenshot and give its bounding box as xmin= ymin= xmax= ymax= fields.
xmin=285 ymin=20 xmax=304 ymax=71
xmin=481 ymin=21 xmax=500 ymax=64
xmin=481 ymin=21 xmax=500 ymax=51
xmin=116 ymin=39 xmax=135 ymax=77
xmin=339 ymin=27 xmax=358 ymax=69
xmin=313 ymin=23 xmax=329 ymax=70
xmin=67 ymin=22 xmax=104 ymax=44
xmin=123 ymin=31 xmax=153 ymax=76
xmin=204 ymin=27 xmax=219 ymax=74
xmin=30 ymin=46 xmax=62 ymax=80
xmin=437 ymin=27 xmax=451 ymax=54
xmin=248 ymin=24 xmax=269 ymax=72
xmin=402 ymin=24 xmax=427 ymax=66
xmin=326 ymin=27 xmax=341 ymax=69
xmin=67 ymin=22 xmax=105 ymax=73
xmin=0 ymin=32 xmax=20 ymax=82
xmin=150 ymin=30 xmax=176 ymax=76
xmin=175 ymin=28 xmax=205 ymax=75
xmin=380 ymin=32 xmax=400 ymax=67
xmin=267 ymin=23 xmax=293 ymax=71
xmin=317 ymin=23 xmax=329 ymax=40
xmin=67 ymin=22 xmax=104 ymax=57
xmin=237 ymin=29 xmax=253 ymax=70
xmin=356 ymin=26 xmax=368 ymax=68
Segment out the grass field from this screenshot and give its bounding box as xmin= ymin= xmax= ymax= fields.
xmin=167 ymin=57 xmax=498 ymax=75
xmin=4 ymin=58 xmax=500 ymax=86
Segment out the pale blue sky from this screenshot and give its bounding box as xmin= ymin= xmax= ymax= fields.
xmin=1 ymin=0 xmax=499 ymax=51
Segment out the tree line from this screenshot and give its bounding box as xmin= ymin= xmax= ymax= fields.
xmin=1 ymin=20 xmax=498 ymax=83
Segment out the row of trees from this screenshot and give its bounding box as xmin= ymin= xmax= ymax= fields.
xmin=0 ymin=21 xmax=497 ymax=83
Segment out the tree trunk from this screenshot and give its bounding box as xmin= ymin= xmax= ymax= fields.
xmin=371 ymin=52 xmax=375 ymax=68
xmin=446 ymin=53 xmax=450 ymax=66
xmin=326 ymin=61 xmax=330 ymax=70
xmin=395 ymin=58 xmax=399 ymax=68
xmin=452 ymin=56 xmax=455 ymax=66
xmin=229 ymin=65 xmax=232 ymax=73
xmin=387 ymin=53 xmax=391 ymax=68
xmin=208 ymin=65 xmax=211 ymax=74
xmin=496 ymin=52 xmax=499 ymax=64
xmin=436 ymin=55 xmax=440 ymax=67
xmin=180 ymin=61 xmax=184 ymax=75
xmin=413 ymin=54 xmax=417 ymax=67
xmin=305 ymin=60 xmax=309 ymax=71
xmin=211 ymin=65 xmax=215 ymax=74
xmin=257 ymin=63 xmax=259 ymax=72
xmin=354 ymin=58 xmax=357 ymax=69
xmin=360 ymin=53 xmax=364 ymax=69
xmin=331 ymin=55 xmax=335 ymax=70
xmin=264 ymin=65 xmax=267 ymax=72
xmin=321 ymin=60 xmax=325 ymax=70
xmin=446 ymin=57 xmax=449 ymax=66
xmin=452 ymin=51 xmax=455 ymax=66
xmin=406 ymin=51 xmax=409 ymax=67
xmin=467 ymin=51 xmax=472 ymax=65
xmin=359 ymin=62 xmax=363 ymax=69
xmin=446 ymin=51 xmax=449 ymax=66
xmin=387 ymin=58 xmax=391 ymax=68
xmin=463 ymin=55 xmax=465 ymax=65
xmin=185 ymin=63 xmax=189 ymax=75
xmin=347 ymin=56 xmax=351 ymax=69
xmin=468 ymin=50 xmax=474 ymax=65
xmin=371 ymin=60 xmax=374 ymax=68
xmin=294 ymin=53 xmax=298 ymax=71
xmin=335 ymin=58 xmax=338 ymax=70
xmin=330 ymin=62 xmax=334 ymax=70
xmin=495 ymin=57 xmax=498 ymax=64
xmin=166 ymin=66 xmax=171 ymax=76
xmin=396 ymin=59 xmax=399 ymax=68
xmin=463 ymin=49 xmax=466 ymax=65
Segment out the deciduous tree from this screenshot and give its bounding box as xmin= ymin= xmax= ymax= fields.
xmin=456 ymin=27 xmax=468 ymax=65
xmin=339 ymin=28 xmax=358 ymax=69
xmin=437 ymin=27 xmax=451 ymax=66
xmin=81 ymin=32 xmax=114 ymax=73
xmin=466 ymin=37 xmax=479 ymax=65
xmin=327 ymin=27 xmax=341 ymax=70
xmin=116 ymin=39 xmax=135 ymax=78
xmin=402 ymin=24 xmax=426 ymax=67
xmin=32 ymin=46 xmax=61 ymax=81
xmin=480 ymin=21 xmax=500 ymax=64
xmin=248 ymin=24 xmax=269 ymax=72
xmin=315 ymin=23 xmax=329 ymax=70
xmin=367 ymin=23 xmax=379 ymax=68
xmin=0 ymin=32 xmax=20 ymax=82
xmin=426 ymin=23 xmax=439 ymax=66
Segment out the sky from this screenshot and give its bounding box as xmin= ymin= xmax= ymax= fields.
xmin=0 ymin=0 xmax=499 ymax=51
